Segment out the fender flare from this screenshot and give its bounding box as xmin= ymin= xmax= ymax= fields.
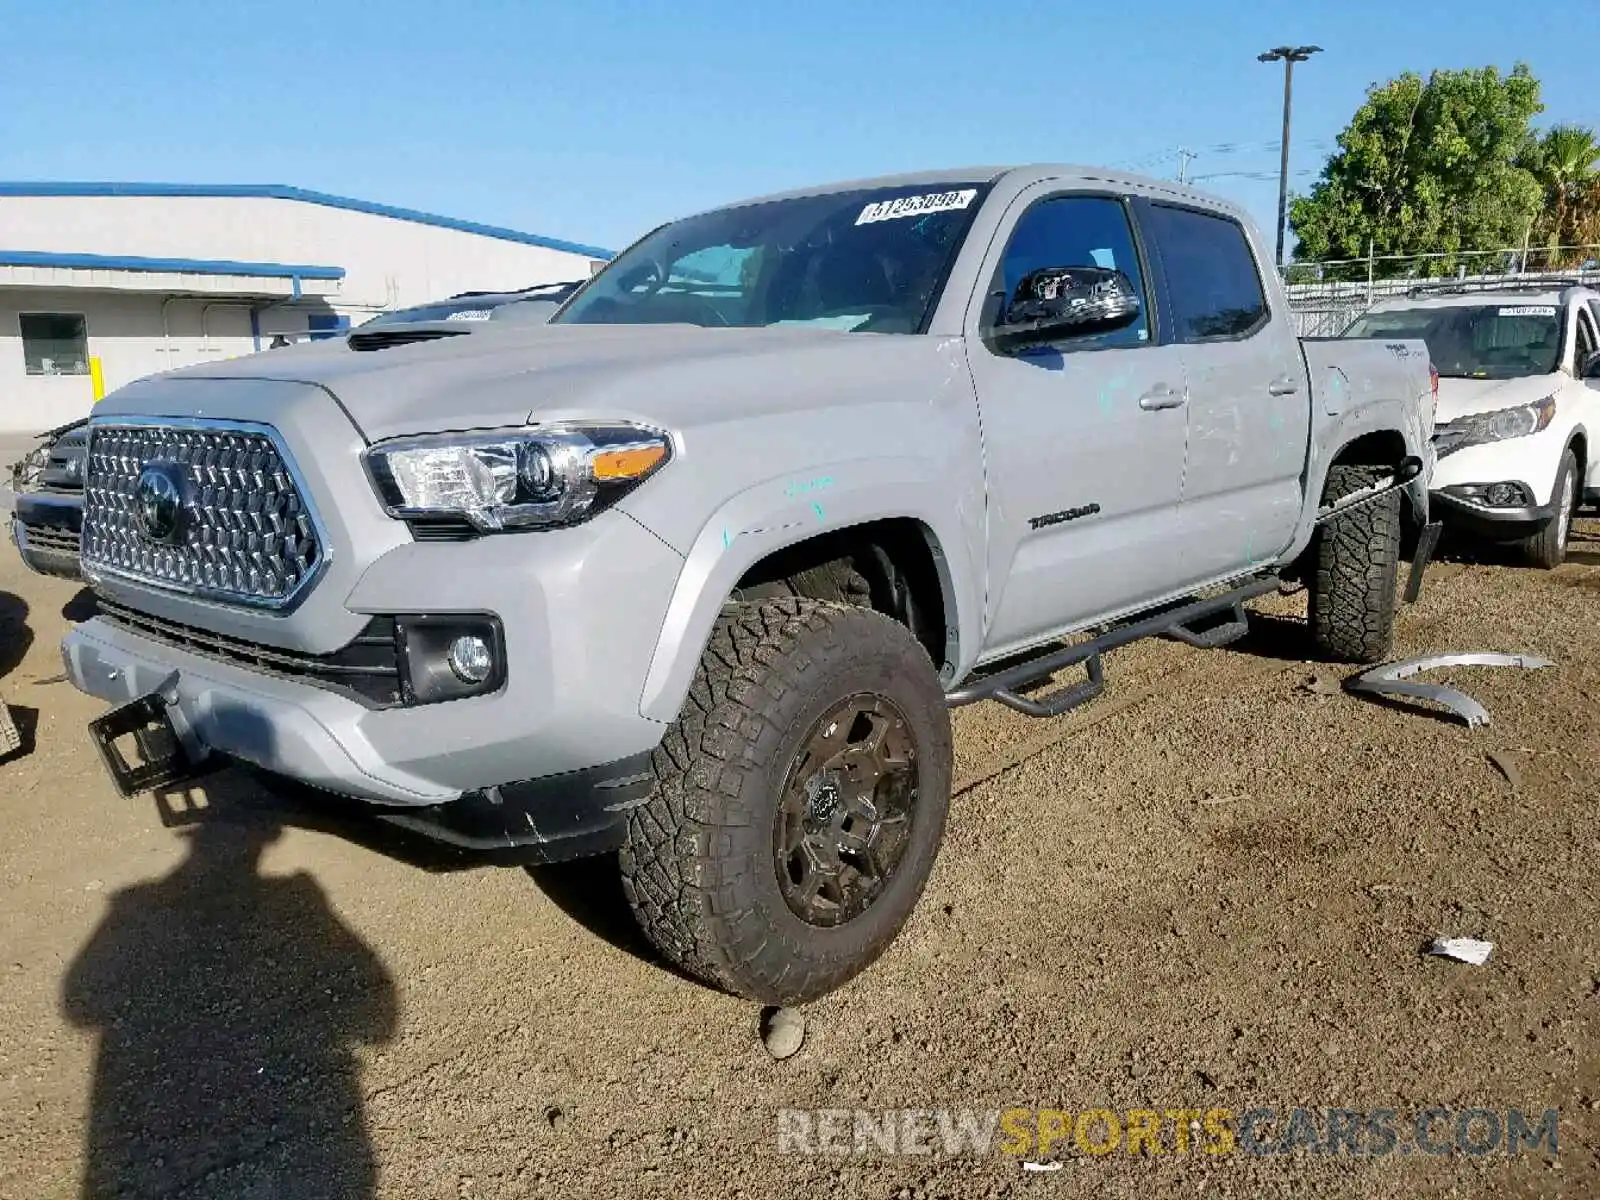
xmin=1282 ymin=406 xmax=1427 ymax=564
xmin=635 ymin=458 xmax=982 ymax=723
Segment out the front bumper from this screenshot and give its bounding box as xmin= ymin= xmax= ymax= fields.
xmin=1428 ymin=428 xmax=1566 ymax=541
xmin=64 ymin=510 xmax=684 ymax=854
xmin=10 ymin=492 xmax=82 ymax=580
xmin=1429 ymin=489 xmax=1554 ymax=540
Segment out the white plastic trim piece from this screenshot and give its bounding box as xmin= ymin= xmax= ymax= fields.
xmin=1343 ymin=652 xmax=1555 ymax=728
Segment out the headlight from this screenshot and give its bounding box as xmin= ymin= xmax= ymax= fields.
xmin=1438 ymin=395 xmax=1556 ymax=448
xmin=364 ymin=422 xmax=671 ymax=532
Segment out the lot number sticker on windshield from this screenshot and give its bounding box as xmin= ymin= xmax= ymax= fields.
xmin=856 ymin=189 xmax=978 ymax=225
xmin=1498 ymin=306 xmax=1557 ymax=317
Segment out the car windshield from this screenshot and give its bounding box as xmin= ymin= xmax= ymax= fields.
xmin=554 ymin=182 xmax=993 ymax=333
xmin=1342 ymin=303 xmax=1564 ymax=379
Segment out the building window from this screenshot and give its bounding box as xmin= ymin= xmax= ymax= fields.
xmin=21 ymin=313 xmax=89 ymax=375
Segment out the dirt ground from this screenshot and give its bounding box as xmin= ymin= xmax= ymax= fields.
xmin=1 ymin=522 xmax=1597 ymax=1199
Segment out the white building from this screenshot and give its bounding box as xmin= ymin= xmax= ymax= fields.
xmin=0 ymin=182 xmax=611 ymax=432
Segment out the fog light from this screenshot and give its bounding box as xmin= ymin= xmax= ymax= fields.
xmin=1484 ymin=483 xmax=1523 ymax=507
xmin=394 ymin=613 xmax=505 ymax=705
xmin=446 ymin=634 xmax=494 ymax=684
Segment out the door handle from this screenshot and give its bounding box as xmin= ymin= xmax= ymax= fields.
xmin=1267 ymin=376 xmax=1300 ymax=396
xmin=1138 ymin=384 xmax=1186 ymax=411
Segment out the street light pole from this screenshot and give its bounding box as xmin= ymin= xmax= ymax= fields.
xmin=1258 ymin=44 xmax=1321 ymax=268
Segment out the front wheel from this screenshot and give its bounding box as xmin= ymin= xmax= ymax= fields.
xmin=1516 ymin=449 xmax=1577 ymax=569
xmin=620 ymin=598 xmax=952 ymax=1005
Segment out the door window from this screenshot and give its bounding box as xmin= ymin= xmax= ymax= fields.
xmin=994 ymin=196 xmax=1151 ymax=349
xmin=1144 ymin=205 xmax=1268 ymax=342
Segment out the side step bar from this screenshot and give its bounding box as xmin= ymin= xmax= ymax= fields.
xmin=946 ymin=577 xmax=1281 ymax=719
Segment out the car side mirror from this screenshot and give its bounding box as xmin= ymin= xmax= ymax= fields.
xmin=1583 ymin=349 xmax=1600 ymax=379
xmin=991 ymin=266 xmax=1141 ymax=350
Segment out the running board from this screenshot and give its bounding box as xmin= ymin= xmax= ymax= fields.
xmin=1163 ymin=599 xmax=1252 ymax=648
xmin=947 ymin=577 xmax=1280 ymax=719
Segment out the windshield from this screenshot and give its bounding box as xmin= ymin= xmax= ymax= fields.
xmin=1342 ymin=303 xmax=1564 ymax=379
xmin=555 ymin=182 xmax=993 ymax=333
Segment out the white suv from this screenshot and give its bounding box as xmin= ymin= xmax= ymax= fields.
xmin=1344 ymin=281 xmax=1599 ymax=567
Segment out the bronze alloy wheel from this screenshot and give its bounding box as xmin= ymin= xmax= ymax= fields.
xmin=773 ymin=692 xmax=920 ymax=927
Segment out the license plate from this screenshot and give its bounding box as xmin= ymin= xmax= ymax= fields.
xmin=88 ymin=692 xmax=208 ymax=797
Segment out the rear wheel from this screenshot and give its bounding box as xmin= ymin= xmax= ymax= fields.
xmin=1307 ymin=464 xmax=1402 ymax=663
xmin=1516 ymin=449 xmax=1577 ymax=570
xmin=620 ymin=598 xmax=952 ymax=1005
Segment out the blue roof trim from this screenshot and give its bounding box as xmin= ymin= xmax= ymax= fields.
xmin=0 ymin=181 xmax=614 ymax=260
xmin=0 ymin=249 xmax=345 ymax=279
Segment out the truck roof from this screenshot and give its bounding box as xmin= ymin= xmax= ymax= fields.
xmin=687 ymin=164 xmax=1251 ymax=222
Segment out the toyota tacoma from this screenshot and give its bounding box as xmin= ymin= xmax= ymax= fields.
xmin=63 ymin=165 xmax=1436 ymax=1003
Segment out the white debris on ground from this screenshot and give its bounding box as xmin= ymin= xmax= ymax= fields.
xmin=760 ymin=1006 xmax=805 ymax=1060
xmin=1425 ymin=936 xmax=1495 ymax=966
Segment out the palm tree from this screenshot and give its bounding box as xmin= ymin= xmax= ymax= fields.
xmin=1529 ymin=125 xmax=1600 ymax=265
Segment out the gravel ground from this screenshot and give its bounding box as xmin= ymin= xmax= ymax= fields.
xmin=1 ymin=523 xmax=1597 ymax=1199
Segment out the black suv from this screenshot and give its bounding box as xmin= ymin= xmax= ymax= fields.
xmin=9 ymin=418 xmax=88 ymax=579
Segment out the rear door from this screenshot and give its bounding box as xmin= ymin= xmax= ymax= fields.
xmin=964 ymin=188 xmax=1191 ymax=655
xmin=1136 ymin=202 xmax=1310 ymax=580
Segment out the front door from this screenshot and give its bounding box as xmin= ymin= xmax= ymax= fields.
xmin=966 ymin=190 xmax=1191 ymax=657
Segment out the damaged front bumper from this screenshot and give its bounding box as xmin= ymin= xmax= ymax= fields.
xmin=63 ymin=611 xmax=659 ymax=861
xmin=10 ymin=492 xmax=83 ymax=580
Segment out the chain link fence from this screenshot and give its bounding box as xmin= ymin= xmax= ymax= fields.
xmin=1282 ymin=244 xmax=1600 ymax=337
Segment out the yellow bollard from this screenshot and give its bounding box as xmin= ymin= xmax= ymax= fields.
xmin=89 ymin=356 xmax=106 ymax=402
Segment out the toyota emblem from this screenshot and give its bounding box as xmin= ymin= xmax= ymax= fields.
xmin=135 ymin=463 xmax=186 ymax=544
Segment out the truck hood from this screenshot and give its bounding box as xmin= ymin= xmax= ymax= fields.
xmin=1434 ymin=375 xmax=1560 ymax=422
xmin=130 ymin=323 xmax=924 ymax=442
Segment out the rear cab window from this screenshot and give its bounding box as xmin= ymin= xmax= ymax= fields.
xmin=1142 ymin=204 xmax=1269 ymax=342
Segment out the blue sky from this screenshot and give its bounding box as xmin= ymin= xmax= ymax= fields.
xmin=2 ymin=0 xmax=1593 ymax=256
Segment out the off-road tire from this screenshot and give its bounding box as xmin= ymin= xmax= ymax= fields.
xmin=1307 ymin=464 xmax=1402 ymax=664
xmin=619 ymin=598 xmax=952 ymax=1005
xmin=1515 ymin=449 xmax=1577 ymax=570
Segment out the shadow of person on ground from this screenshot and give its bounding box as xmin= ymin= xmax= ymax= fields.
xmin=62 ymin=796 xmax=398 ymax=1198
xmin=0 ymin=590 xmax=33 ymax=680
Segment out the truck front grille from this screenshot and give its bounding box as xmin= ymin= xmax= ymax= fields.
xmin=81 ymin=422 xmax=325 ymax=609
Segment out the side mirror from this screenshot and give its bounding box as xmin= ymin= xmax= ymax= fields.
xmin=1583 ymin=349 xmax=1600 ymax=379
xmin=991 ymin=266 xmax=1141 ymax=350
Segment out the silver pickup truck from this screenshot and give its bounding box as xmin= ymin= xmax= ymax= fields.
xmin=64 ymin=165 xmax=1435 ymax=1003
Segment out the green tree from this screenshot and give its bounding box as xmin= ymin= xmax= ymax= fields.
xmin=1521 ymin=124 xmax=1600 ymax=263
xmin=1289 ymin=65 xmax=1545 ymax=278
